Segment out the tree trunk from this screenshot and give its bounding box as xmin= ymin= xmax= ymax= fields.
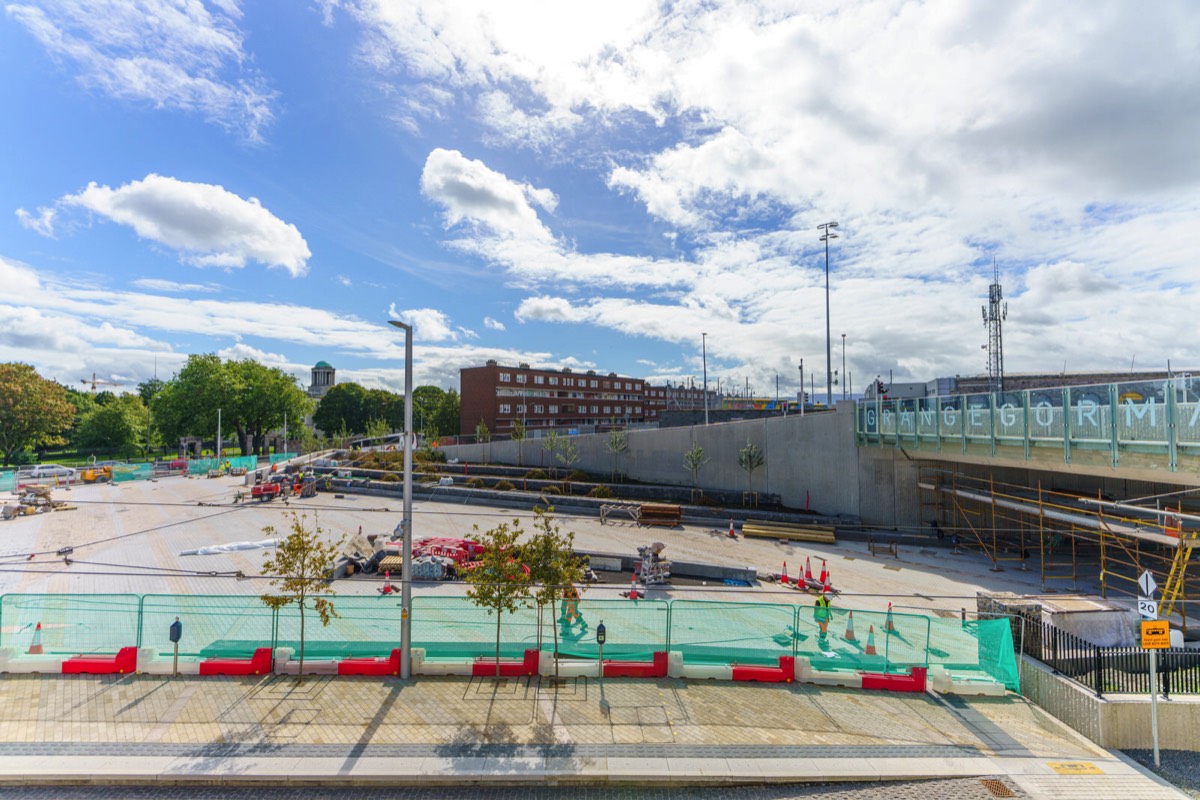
xmin=495 ymin=609 xmax=502 ymax=679
xmin=297 ymin=599 xmax=306 ymax=683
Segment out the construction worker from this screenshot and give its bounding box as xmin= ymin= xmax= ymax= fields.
xmin=560 ymin=584 xmax=585 ymax=632
xmin=814 ymin=591 xmax=832 ymax=647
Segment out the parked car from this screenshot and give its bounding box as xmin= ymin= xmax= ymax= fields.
xmin=18 ymin=464 xmax=77 ymax=480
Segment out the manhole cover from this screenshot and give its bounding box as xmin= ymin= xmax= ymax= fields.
xmin=980 ymin=778 xmax=1016 ymax=797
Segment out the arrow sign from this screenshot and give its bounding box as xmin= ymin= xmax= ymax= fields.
xmin=1139 ymin=570 xmax=1158 ymax=597
xmin=1138 ymin=597 xmax=1158 ymax=620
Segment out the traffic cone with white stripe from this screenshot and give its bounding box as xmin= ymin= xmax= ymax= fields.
xmin=28 ymin=622 xmax=43 ymax=655
xmin=885 ymin=602 xmax=897 ymax=633
xmin=843 ymin=611 xmax=857 ymax=641
xmin=379 ymin=570 xmax=393 ymax=595
xmin=728 ymin=518 xmax=737 ymax=539
xmin=804 ymin=557 xmax=814 ymax=583
xmin=628 ymin=576 xmax=639 ymax=600
xmin=818 ymin=560 xmax=828 ymax=586
xmin=864 ymin=625 xmax=877 ymax=655
xmin=780 ymin=561 xmax=788 ymax=585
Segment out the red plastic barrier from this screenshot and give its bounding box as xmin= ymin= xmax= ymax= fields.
xmin=472 ymin=648 xmax=539 ymax=677
xmin=199 ymin=647 xmax=273 ymax=676
xmin=338 ymin=649 xmax=402 ymax=676
xmin=603 ymin=651 xmax=669 ymax=678
xmin=62 ymin=646 xmax=138 ymax=675
xmin=731 ymin=656 xmax=795 ymax=683
xmin=861 ymin=666 xmax=927 ymax=693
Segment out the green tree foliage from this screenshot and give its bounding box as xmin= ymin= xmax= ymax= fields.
xmin=136 ymin=377 xmax=165 ymax=406
xmin=511 ymin=419 xmax=526 ymax=466
xmin=541 ymin=430 xmax=561 ymax=477
xmin=364 ymin=388 xmax=404 ymax=431
xmin=556 ymin=439 xmax=581 ymax=488
xmin=312 ymin=382 xmax=369 ymax=436
xmin=604 ymin=428 xmax=629 ymax=480
xmin=522 ymin=506 xmax=586 ymax=673
xmin=475 ymin=418 xmax=491 ymax=462
xmin=433 ymin=388 xmax=460 ymax=437
xmin=737 ymin=439 xmax=765 ymax=491
xmin=410 ymin=385 xmax=443 ymax=435
xmin=74 ymin=393 xmax=149 ymax=457
xmin=683 ymin=442 xmax=709 ymax=490
xmin=260 ymin=512 xmax=344 ymax=680
xmin=0 ymin=363 xmax=76 ymax=466
xmin=464 ymin=518 xmax=531 ymax=677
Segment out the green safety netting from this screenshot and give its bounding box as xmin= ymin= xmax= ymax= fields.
xmin=111 ymin=464 xmax=155 ymax=482
xmin=0 ymin=594 xmax=140 ymax=655
xmin=0 ymin=591 xmax=1019 ymax=688
xmin=0 ymin=471 xmax=13 ymax=492
xmin=270 ymin=452 xmax=298 ymax=464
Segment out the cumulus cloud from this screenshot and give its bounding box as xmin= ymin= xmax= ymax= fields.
xmin=15 ymin=207 xmax=57 ymax=236
xmin=6 ymin=0 xmax=275 ymax=141
xmin=483 ymin=316 xmax=506 ymax=331
xmin=388 ymin=303 xmax=459 ymax=342
xmin=130 ymin=278 xmax=219 ymax=293
xmin=55 ymin=174 xmax=310 ymax=276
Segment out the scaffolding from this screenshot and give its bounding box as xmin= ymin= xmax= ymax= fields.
xmin=919 ymin=467 xmax=1199 ymax=633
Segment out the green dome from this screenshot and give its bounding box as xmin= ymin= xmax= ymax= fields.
xmin=314 ymin=361 xmax=334 ymax=369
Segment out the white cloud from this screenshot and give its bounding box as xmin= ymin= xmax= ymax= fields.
xmin=483 ymin=316 xmax=505 ymax=331
xmin=6 ymin=0 xmax=275 ymax=141
xmin=387 ymin=303 xmax=458 ymax=342
xmin=15 ymin=207 xmax=57 ymax=236
xmin=56 ymin=174 xmax=311 ymax=276
xmin=130 ymin=278 xmax=219 ymax=293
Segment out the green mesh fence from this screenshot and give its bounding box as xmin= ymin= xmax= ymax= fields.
xmin=111 ymin=464 xmax=155 ymax=483
xmin=141 ymin=594 xmax=275 ymax=658
xmin=274 ymin=595 xmax=403 ymax=659
xmin=270 ymin=452 xmax=298 ymax=464
xmin=0 ymin=471 xmax=13 ymax=492
xmin=669 ymin=600 xmax=797 ymax=665
xmin=187 ymin=458 xmax=219 ymax=475
xmin=927 ymin=617 xmax=1020 ymax=691
xmin=0 ymin=594 xmax=140 ymax=655
xmin=411 ymin=595 xmax=539 ymax=659
xmin=546 ymin=598 xmax=668 ymax=661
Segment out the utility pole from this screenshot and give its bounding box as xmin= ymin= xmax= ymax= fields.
xmin=818 ymin=221 xmax=839 ymax=407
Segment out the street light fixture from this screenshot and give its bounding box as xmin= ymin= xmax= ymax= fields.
xmin=818 ymin=221 xmax=839 ymax=407
xmin=702 ymin=332 xmax=709 ymax=426
xmin=387 ymin=319 xmax=415 ymax=680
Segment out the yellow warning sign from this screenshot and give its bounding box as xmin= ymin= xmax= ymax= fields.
xmin=1141 ymin=619 xmax=1170 ymax=649
xmin=1048 ymin=761 xmax=1103 ymax=775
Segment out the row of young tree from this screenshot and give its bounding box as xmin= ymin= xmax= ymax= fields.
xmin=263 ymin=507 xmax=584 ymax=679
xmin=313 ymin=383 xmax=460 ymax=441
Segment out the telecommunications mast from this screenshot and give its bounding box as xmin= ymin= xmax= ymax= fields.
xmin=981 ymin=258 xmax=1008 ymax=393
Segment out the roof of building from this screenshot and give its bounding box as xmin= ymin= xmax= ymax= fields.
xmin=314 ymin=361 xmax=334 ymax=369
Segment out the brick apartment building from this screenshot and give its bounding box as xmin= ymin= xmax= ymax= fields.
xmin=460 ymin=361 xmax=649 ymax=437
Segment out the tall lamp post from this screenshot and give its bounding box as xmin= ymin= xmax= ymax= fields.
xmin=841 ymin=333 xmax=847 ymax=400
xmin=818 ymin=221 xmax=839 ymax=406
xmin=798 ymin=359 xmax=804 ymax=417
xmin=387 ymin=319 xmax=414 ymax=680
xmin=702 ymin=332 xmax=709 ymax=426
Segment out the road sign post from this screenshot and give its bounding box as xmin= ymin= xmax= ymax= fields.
xmin=1141 ymin=618 xmax=1168 ymax=768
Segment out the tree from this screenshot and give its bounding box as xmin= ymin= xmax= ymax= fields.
xmin=737 ymin=439 xmax=765 ymax=493
xmin=136 ymin=377 xmax=165 ymax=406
xmin=541 ymin=430 xmax=561 ymax=477
xmin=74 ymin=394 xmax=149 ymax=457
xmin=0 ymin=363 xmax=75 ymax=466
xmin=683 ymin=442 xmax=709 ymax=490
xmin=364 ymin=417 xmax=392 ymax=441
xmin=364 ymin=388 xmax=404 ymax=431
xmin=604 ymin=428 xmax=629 ymax=481
xmin=511 ymin=419 xmax=527 ymax=466
xmin=432 ymin=388 xmax=461 ymax=438
xmin=475 ymin=418 xmax=491 ymax=462
xmin=312 ymin=382 xmax=369 ymax=436
xmin=260 ymin=513 xmax=344 ymax=681
xmin=410 ymin=385 xmax=445 ymax=437
xmin=150 ymin=354 xmax=226 ymax=448
xmin=556 ymin=439 xmax=581 ymax=490
xmin=464 ymin=518 xmax=531 ymax=677
xmin=522 ymin=506 xmax=586 ymax=677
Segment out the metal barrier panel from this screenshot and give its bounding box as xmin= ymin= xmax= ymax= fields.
xmin=545 ymin=598 xmax=668 ymax=660
xmin=0 ymin=594 xmax=140 ymax=655
xmin=668 ymin=599 xmax=796 ymax=665
xmin=928 ymin=617 xmax=1019 ymax=691
xmin=411 ymin=595 xmax=539 ymax=659
xmin=270 ymin=453 xmax=298 ymax=464
xmin=0 ymin=471 xmax=13 ymax=492
xmin=274 ymin=595 xmax=404 ymax=659
xmin=140 ymin=594 xmax=276 ymax=658
xmin=815 ymin=607 xmax=929 ymax=674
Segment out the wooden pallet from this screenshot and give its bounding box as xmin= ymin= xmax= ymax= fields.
xmin=639 ymin=503 xmax=681 ymax=527
xmin=867 ymin=534 xmax=898 ymax=558
xmin=741 ymin=519 xmax=836 ymax=543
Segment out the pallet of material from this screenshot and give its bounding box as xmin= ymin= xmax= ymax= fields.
xmin=741 ymin=520 xmax=836 ymax=543
xmin=639 ymin=503 xmax=681 ymax=527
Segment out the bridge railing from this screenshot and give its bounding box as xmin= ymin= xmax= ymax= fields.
xmin=856 ymin=377 xmax=1199 ymax=470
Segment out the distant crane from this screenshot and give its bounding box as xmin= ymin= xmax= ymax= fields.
xmin=81 ymin=372 xmax=125 ymax=392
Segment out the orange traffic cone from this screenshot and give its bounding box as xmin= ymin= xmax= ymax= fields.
xmin=804 ymin=557 xmax=814 ymax=583
xmin=28 ymin=622 xmax=44 ymax=655
xmin=728 ymin=518 xmax=737 ymax=539
xmin=843 ymin=611 xmax=857 ymax=641
xmin=885 ymin=602 xmax=897 ymax=633
xmin=818 ymin=560 xmax=828 ymax=585
xmin=780 ymin=561 xmax=789 ymax=585
xmin=628 ymin=576 xmax=639 ymax=600
xmin=380 ymin=570 xmax=393 ymax=595
xmin=864 ymin=624 xmax=877 ymax=655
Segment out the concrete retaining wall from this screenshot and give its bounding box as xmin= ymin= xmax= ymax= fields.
xmin=1020 ymin=656 xmax=1200 ymax=748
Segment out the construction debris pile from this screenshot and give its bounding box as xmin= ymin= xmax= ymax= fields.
xmin=2 ymin=485 xmax=75 ymax=521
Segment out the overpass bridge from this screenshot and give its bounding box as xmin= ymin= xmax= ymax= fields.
xmin=855 ymin=376 xmax=1199 ymax=633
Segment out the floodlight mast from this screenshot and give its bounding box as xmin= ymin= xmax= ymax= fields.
xmin=818 ymin=221 xmax=839 ymax=406
xmin=387 ymin=319 xmax=414 ymax=679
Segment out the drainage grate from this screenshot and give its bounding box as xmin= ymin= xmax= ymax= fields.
xmin=980 ymin=778 xmax=1016 ymax=797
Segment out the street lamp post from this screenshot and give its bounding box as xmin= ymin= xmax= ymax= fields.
xmin=798 ymin=360 xmax=804 ymax=417
xmin=702 ymin=332 xmax=709 ymax=426
xmin=387 ymin=319 xmax=415 ymax=680
xmin=818 ymin=221 xmax=839 ymax=407
xmin=841 ymin=333 xmax=847 ymax=401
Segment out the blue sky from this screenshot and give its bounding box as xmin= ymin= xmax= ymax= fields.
xmin=3 ymin=1 xmax=1198 ymax=404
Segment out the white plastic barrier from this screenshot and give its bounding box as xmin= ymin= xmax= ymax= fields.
xmin=411 ymin=648 xmax=474 ymax=676
xmin=794 ymin=656 xmax=863 ymax=689
xmin=928 ymin=665 xmax=1006 ymax=696
xmin=274 ymin=647 xmax=338 ymax=675
xmin=136 ymin=647 xmax=201 ymax=675
xmin=0 ymin=647 xmax=65 ymax=674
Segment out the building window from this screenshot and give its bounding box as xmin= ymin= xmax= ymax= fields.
xmin=625 ymin=383 xmax=631 ymax=390
xmin=517 ymin=404 xmax=526 ymax=414
xmin=516 ymin=374 xmax=526 ymax=384
xmin=499 ymin=373 xmax=511 ymax=382
xmin=564 ymin=378 xmax=574 ymax=387
xmin=549 ymin=376 xmax=559 ymax=385
xmin=590 ymin=380 xmax=598 ymax=388
xmin=499 ymin=404 xmax=511 ymax=414
xmin=549 ymin=405 xmax=558 ymax=414
xmin=534 ymin=405 xmax=544 ymax=413
xmin=591 ymin=405 xmax=599 ymax=414
xmin=603 ymin=406 xmax=611 ymax=414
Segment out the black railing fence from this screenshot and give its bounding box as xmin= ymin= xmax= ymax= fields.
xmin=1021 ymin=617 xmax=1200 ymax=697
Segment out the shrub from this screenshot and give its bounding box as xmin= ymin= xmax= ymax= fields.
xmin=416 ymin=447 xmax=447 ymax=463
xmin=568 ymin=470 xmax=591 ymax=483
xmin=466 ymin=477 xmax=486 ymax=488
xmin=493 ymin=480 xmax=515 ymax=491
xmin=697 ymin=494 xmax=723 ymax=508
xmin=379 ymin=472 xmax=401 ymax=483
xmin=588 ymin=485 xmax=613 ymax=499
xmin=541 ymin=485 xmax=562 ymax=495
xmin=524 ymin=469 xmax=547 ymax=480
